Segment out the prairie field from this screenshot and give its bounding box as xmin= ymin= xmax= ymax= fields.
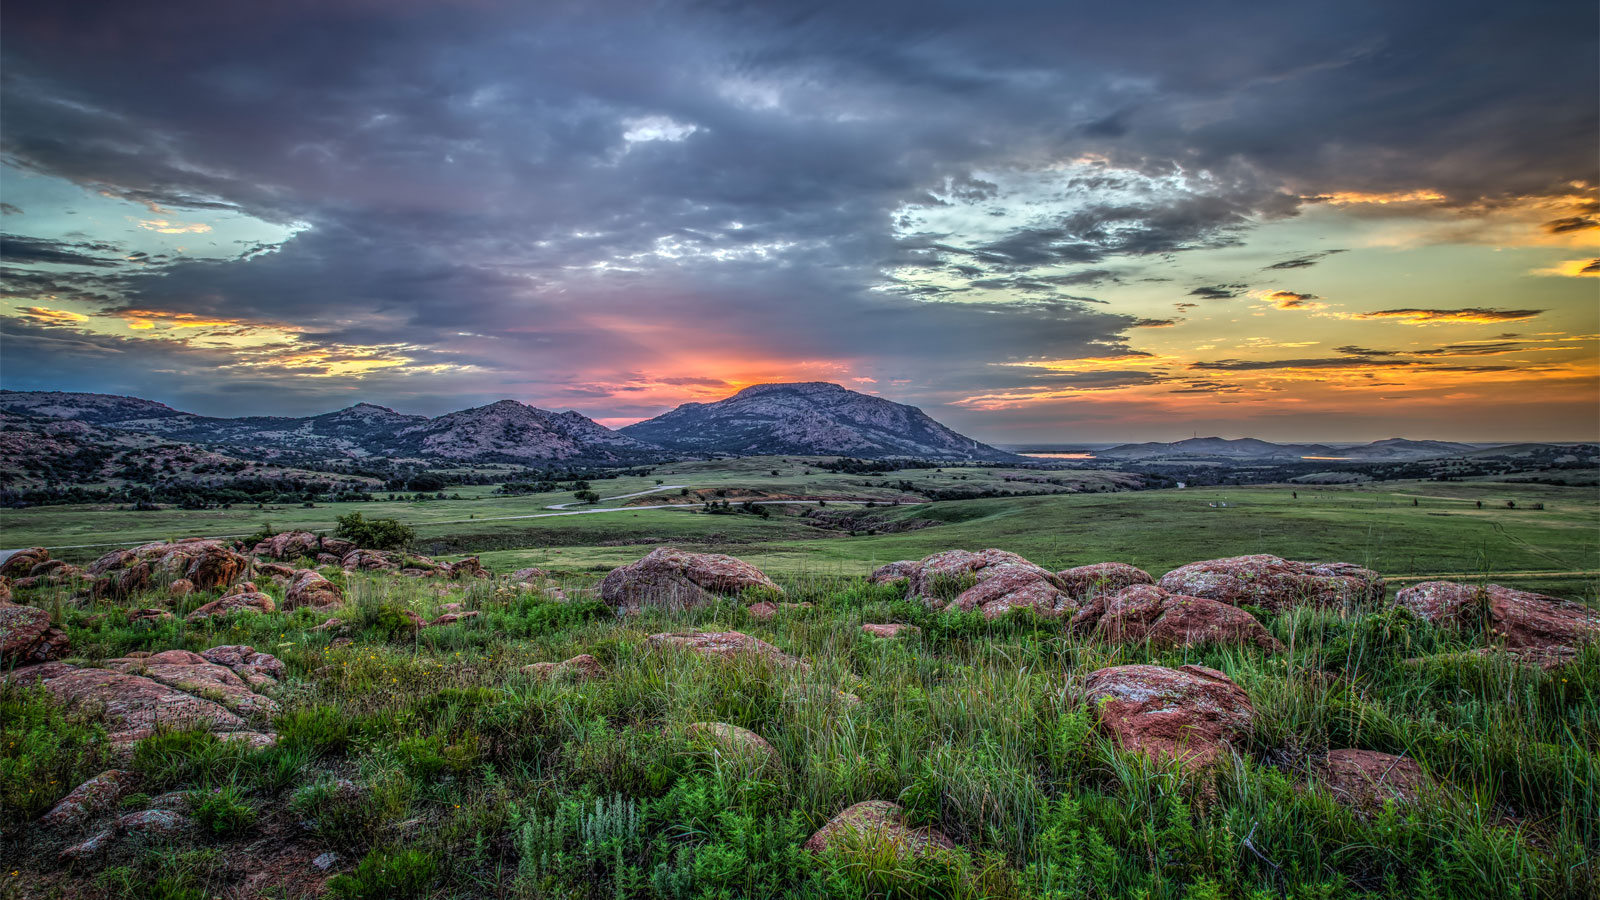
xmin=2 ymin=464 xmax=1597 ymax=899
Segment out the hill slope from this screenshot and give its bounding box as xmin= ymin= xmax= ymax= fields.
xmin=620 ymin=382 xmax=1016 ymax=460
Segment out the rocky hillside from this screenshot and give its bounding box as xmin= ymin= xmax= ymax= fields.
xmin=0 ymin=392 xmax=657 ymax=464
xmin=621 ymin=382 xmax=1016 ymax=461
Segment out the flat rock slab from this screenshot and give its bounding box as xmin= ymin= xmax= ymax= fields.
xmin=1158 ymin=554 xmax=1383 ymax=611
xmin=802 ymin=801 xmax=955 ymax=855
xmin=1083 ymin=664 xmax=1254 ymax=767
xmin=648 ymin=631 xmax=809 ymax=670
xmin=1322 ymin=749 xmax=1427 ymax=811
xmin=601 ymin=548 xmax=782 ymax=612
xmin=6 ymin=662 xmax=275 ymax=747
xmin=1396 ymin=581 xmax=1599 ymax=658
xmin=1072 ymin=585 xmax=1283 ymax=652
xmin=861 ymin=623 xmax=920 ymax=638
xmin=186 ymin=592 xmax=275 ymax=623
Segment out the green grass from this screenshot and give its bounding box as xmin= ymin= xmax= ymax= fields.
xmin=4 ymin=561 xmax=1597 ymax=899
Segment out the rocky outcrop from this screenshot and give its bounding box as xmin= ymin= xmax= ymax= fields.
xmin=1083 ymin=664 xmax=1254 ymax=767
xmin=185 ymin=591 xmax=274 ymax=623
xmin=647 ymin=631 xmax=808 ymax=670
xmin=340 ymin=548 xmax=402 ymax=571
xmin=89 ymin=539 xmax=250 ymax=592
xmin=684 ymin=722 xmax=779 ymax=766
xmin=447 ymin=556 xmax=487 ymax=579
xmin=1070 ymin=585 xmax=1283 ymax=651
xmin=1158 ymin=555 xmax=1383 ymax=611
xmin=41 ymin=770 xmax=137 ymax=828
xmin=0 ymin=603 xmax=70 ymax=664
xmin=93 ymin=563 xmax=151 ymax=601
xmin=522 ymin=654 xmax=605 ymax=682
xmin=1320 ymin=750 xmax=1427 ymax=812
xmin=511 ymin=567 xmax=548 ymax=582
xmin=0 ymin=547 xmax=50 ymax=578
xmin=6 ymin=661 xmax=274 ymax=747
xmin=802 ymin=801 xmax=956 ymax=855
xmin=1057 ymin=562 xmax=1154 ymax=601
xmin=861 ymin=623 xmax=920 ymax=639
xmin=286 ymin=570 xmax=342 ymax=609
xmin=600 ymin=549 xmax=782 ymax=612
xmin=1396 ymin=581 xmax=1599 ymax=661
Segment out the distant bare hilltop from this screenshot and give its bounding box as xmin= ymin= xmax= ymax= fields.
xmin=0 ymin=383 xmax=1016 ymax=464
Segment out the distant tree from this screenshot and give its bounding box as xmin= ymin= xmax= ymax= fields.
xmin=574 ymin=490 xmax=601 ymax=504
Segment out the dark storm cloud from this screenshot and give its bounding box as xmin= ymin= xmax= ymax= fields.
xmin=1189 ymin=285 xmax=1245 ymax=300
xmin=1265 ymin=249 xmax=1348 ymax=269
xmin=0 ymin=0 xmax=1593 ymax=420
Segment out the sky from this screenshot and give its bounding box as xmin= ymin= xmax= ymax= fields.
xmin=1 ymin=0 xmax=1596 ymax=444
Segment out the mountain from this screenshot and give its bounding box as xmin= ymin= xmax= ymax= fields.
xmin=387 ymin=400 xmax=656 ymax=461
xmin=0 ymin=391 xmax=656 ymax=464
xmin=620 ymin=382 xmax=1016 ymax=460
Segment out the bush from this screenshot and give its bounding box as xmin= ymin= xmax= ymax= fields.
xmin=334 ymin=512 xmax=416 ymax=550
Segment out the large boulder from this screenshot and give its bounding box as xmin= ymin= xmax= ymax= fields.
xmin=1396 ymin=581 xmax=1600 ymax=660
xmin=286 ymin=570 xmax=342 ymax=609
xmin=1058 ymin=562 xmax=1155 ymax=601
xmin=1071 ymin=585 xmax=1283 ymax=652
xmin=185 ymin=591 xmax=274 ymax=623
xmin=319 ymin=538 xmax=355 ymax=558
xmin=0 ymin=603 xmax=70 ymax=664
xmin=897 ymin=549 xmax=1078 ymax=619
xmin=252 ymin=531 xmax=320 ymax=560
xmin=1320 ymin=749 xmax=1427 ymax=812
xmin=1083 ymin=664 xmax=1254 ymax=767
xmin=600 ymin=548 xmax=782 ymax=612
xmin=341 ymin=548 xmax=400 ymax=571
xmin=802 ymin=801 xmax=956 ymax=856
xmin=647 ymin=631 xmax=808 ymax=670
xmin=5 ymin=663 xmax=270 ymax=746
xmin=683 ymin=722 xmax=780 ymax=767
xmin=0 ymin=547 xmax=49 ymax=578
xmin=1158 ymin=555 xmax=1383 ymax=611
xmin=92 ymin=563 xmax=151 ymax=601
xmin=446 ymin=556 xmax=488 ymax=579
xmin=867 ymin=560 xmax=920 ymax=585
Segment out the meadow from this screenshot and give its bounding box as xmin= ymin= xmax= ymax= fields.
xmin=3 ymin=461 xmax=1597 ymax=899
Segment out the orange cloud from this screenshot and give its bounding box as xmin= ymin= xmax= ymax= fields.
xmin=1531 ymin=258 xmax=1600 ymax=278
xmin=1310 ymin=189 xmax=1446 ymax=206
xmin=1258 ymin=290 xmax=1325 ymax=311
xmin=18 ymin=306 xmax=88 ymax=325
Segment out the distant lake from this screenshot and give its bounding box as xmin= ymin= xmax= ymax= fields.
xmin=1019 ymin=452 xmax=1096 ymax=460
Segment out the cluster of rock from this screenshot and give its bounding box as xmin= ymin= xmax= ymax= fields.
xmin=253 ymin=530 xmax=491 ymax=579
xmin=0 ymin=547 xmax=88 ymax=590
xmin=1 ymin=595 xmax=71 ymax=664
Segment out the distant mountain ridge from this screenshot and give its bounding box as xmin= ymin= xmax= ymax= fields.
xmin=1096 ymin=436 xmax=1488 ymax=461
xmin=619 ymin=382 xmax=1017 ymax=461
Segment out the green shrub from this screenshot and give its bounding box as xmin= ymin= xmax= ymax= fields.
xmin=334 ymin=512 xmax=416 ymax=550
xmin=327 ymin=847 xmax=438 ymax=899
xmin=189 ymin=784 xmax=258 ymax=836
